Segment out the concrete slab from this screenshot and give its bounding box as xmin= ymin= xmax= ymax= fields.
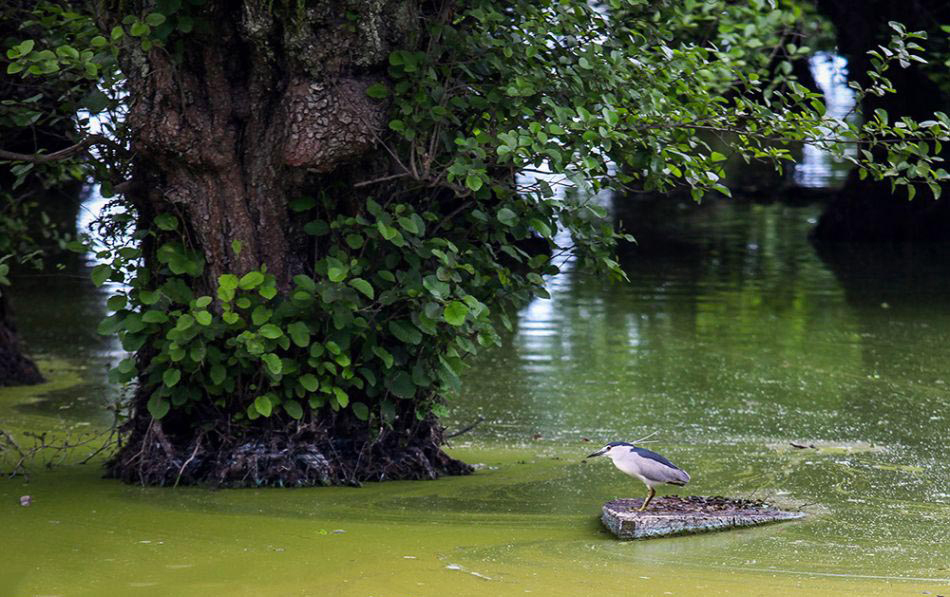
xmin=601 ymin=496 xmax=806 ymax=540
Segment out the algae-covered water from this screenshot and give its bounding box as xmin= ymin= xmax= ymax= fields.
xmin=2 ymin=198 xmax=949 ymax=596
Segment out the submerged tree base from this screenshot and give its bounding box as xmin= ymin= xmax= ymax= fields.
xmin=107 ymin=402 xmax=472 ymax=487
xmin=0 ymin=296 xmax=43 ymax=387
xmin=601 ymin=496 xmax=806 ymax=540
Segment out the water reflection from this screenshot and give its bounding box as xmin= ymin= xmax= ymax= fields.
xmin=9 ymin=185 xmax=124 ymax=421
xmin=457 ymin=198 xmax=863 ymax=442
xmin=793 ymin=52 xmax=857 ymax=189
xmin=451 ymin=196 xmax=950 ymax=580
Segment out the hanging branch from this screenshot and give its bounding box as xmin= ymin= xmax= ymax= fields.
xmin=0 ymin=134 xmax=124 ymax=163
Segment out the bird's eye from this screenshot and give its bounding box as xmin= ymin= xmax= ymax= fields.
xmin=606 ymin=446 xmax=611 ymax=451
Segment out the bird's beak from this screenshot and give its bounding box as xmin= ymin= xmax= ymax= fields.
xmin=586 ymin=447 xmax=607 ymax=458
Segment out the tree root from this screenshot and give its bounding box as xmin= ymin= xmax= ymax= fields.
xmin=106 ymin=412 xmax=473 ymax=487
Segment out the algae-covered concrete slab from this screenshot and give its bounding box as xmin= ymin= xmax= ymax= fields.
xmin=602 ymin=496 xmax=805 ymax=540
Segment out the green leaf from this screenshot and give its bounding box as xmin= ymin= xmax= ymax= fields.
xmin=496 ymin=208 xmax=517 ymax=226
xmin=147 ymin=395 xmax=170 ymax=419
xmin=304 ymin=220 xmax=329 ymax=236
xmin=251 ymin=305 xmax=272 ymax=326
xmin=423 ymin=275 xmax=450 ymax=299
xmin=56 ymin=45 xmax=79 ymax=59
xmin=443 ymin=301 xmax=469 ymax=326
xmin=326 ymin=257 xmax=348 ymax=283
xmin=91 ymin=264 xmax=112 ymax=287
xmin=389 ymin=320 xmax=422 ymax=345
xmin=299 ymin=373 xmax=319 ymax=392
xmin=175 ymin=314 xmax=195 ymax=331
xmin=238 ymin=271 xmax=265 ymax=290
xmin=17 ymin=40 xmax=35 ymax=56
xmin=194 ymin=310 xmax=212 ymax=326
xmin=332 ymin=387 xmax=349 ymax=407
xmin=372 ymin=345 xmax=394 ymax=369
xmin=377 ymin=221 xmax=398 ymax=240
xmin=259 ymin=324 xmax=283 ymax=339
xmin=210 ymin=364 xmax=227 ymax=386
xmin=349 ymin=278 xmax=374 ymax=299
xmin=107 ymin=295 xmax=128 ymax=311
xmin=287 ymin=321 xmax=311 ymax=347
xmin=366 ymin=82 xmax=390 ymax=99
xmin=261 ymin=353 xmax=282 ymax=375
xmin=218 ymin=274 xmax=238 ymax=290
xmin=163 ymin=368 xmax=181 ymax=388
xmin=154 ymin=213 xmax=178 ymax=230
xmin=254 ymin=395 xmax=273 ymax=417
xmin=388 ymin=370 xmax=416 ymax=398
xmin=145 ymin=12 xmax=167 ymax=26
xmin=397 ymin=216 xmax=419 ymax=235
xmin=351 ymin=401 xmax=369 ymax=421
xmin=283 ymin=399 xmax=303 ymax=420
xmin=130 ymin=21 xmax=150 ymax=37
xmin=465 ymin=173 xmax=484 ymax=192
xmin=142 ymin=310 xmax=168 ymax=323
xmin=289 ymin=196 xmax=316 ymax=212
xmin=345 ymin=233 xmax=364 ymax=249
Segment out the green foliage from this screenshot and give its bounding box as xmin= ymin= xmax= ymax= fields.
xmin=381 ymin=1 xmax=949 ymax=205
xmin=101 ymin=198 xmax=505 ymax=423
xmin=5 ymin=0 xmax=950 ymax=429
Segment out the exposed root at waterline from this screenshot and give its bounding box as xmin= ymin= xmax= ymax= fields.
xmin=107 ymin=411 xmax=473 ymax=488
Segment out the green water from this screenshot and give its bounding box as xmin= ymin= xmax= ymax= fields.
xmin=2 ymin=199 xmax=949 ymax=596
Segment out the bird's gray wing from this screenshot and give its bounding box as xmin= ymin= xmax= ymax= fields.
xmin=631 ymin=447 xmax=690 ymax=485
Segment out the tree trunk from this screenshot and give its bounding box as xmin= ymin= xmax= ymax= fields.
xmin=812 ymin=0 xmax=950 ymax=242
xmin=0 ymin=294 xmax=43 ymax=386
xmin=105 ymin=2 xmax=471 ymax=485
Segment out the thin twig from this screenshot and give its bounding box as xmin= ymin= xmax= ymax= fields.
xmin=0 ymin=134 xmax=123 ymax=163
xmin=446 ymin=416 xmax=485 ymax=439
xmin=353 ymin=172 xmax=410 ymax=188
xmin=173 ymin=434 xmax=203 ymax=488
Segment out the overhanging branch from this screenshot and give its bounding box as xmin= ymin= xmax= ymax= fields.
xmin=0 ymin=134 xmax=124 ymax=163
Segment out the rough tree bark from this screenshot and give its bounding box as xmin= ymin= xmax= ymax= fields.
xmin=812 ymin=0 xmax=950 ymax=242
xmin=106 ymin=2 xmax=472 ymax=486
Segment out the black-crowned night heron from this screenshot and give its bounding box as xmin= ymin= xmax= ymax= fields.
xmin=587 ymin=441 xmax=690 ymax=511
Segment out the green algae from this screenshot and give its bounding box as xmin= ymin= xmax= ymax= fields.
xmin=1 ymin=446 xmax=947 ymax=596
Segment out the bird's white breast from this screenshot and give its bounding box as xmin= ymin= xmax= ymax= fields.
xmin=610 ymin=454 xmax=658 ymax=488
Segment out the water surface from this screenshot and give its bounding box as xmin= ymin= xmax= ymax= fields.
xmin=2 ymin=198 xmax=949 ymax=596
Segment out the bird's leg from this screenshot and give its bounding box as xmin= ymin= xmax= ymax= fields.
xmin=639 ymin=487 xmax=656 ymax=512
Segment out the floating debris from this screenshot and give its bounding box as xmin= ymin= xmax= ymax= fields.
xmin=601 ymin=496 xmax=805 ymax=540
xmin=789 ymin=442 xmax=816 ymax=449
